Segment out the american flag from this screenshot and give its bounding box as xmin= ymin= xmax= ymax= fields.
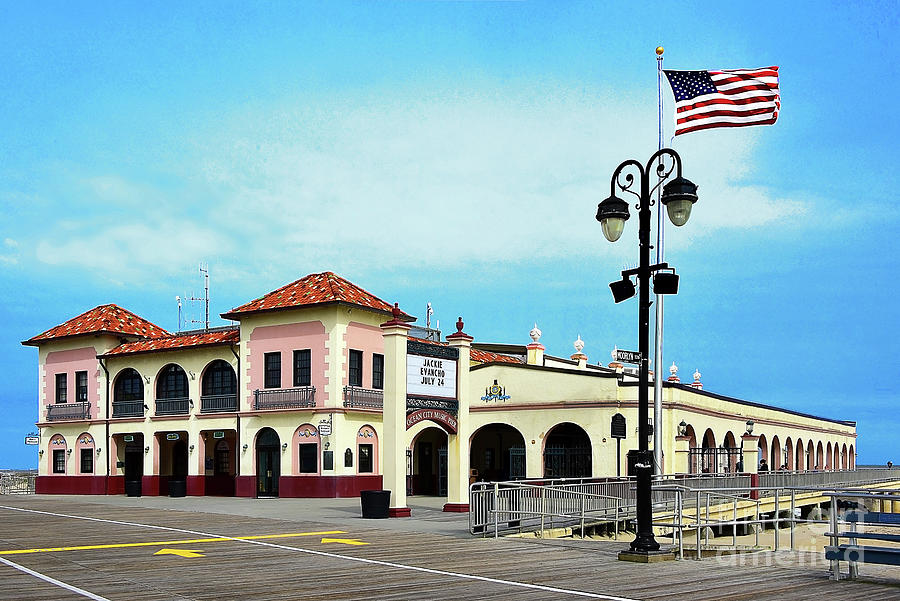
xmin=663 ymin=67 xmax=779 ymax=136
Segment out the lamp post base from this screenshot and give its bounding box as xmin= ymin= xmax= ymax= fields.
xmin=617 ymin=549 xmax=677 ymax=563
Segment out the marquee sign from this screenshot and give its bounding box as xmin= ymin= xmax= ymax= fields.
xmin=407 ymin=354 xmax=457 ymax=399
xmin=406 ymin=409 xmax=458 ymax=434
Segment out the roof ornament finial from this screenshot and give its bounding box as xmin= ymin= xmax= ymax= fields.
xmin=529 ymin=323 xmax=542 ymax=343
xmin=455 ymin=316 xmax=464 ymax=333
xmin=691 ymin=368 xmax=703 ymax=389
xmin=667 ymin=361 xmax=680 ymax=383
xmin=574 ymin=334 xmax=585 ymax=354
xmin=392 ymin=303 xmax=402 ymax=320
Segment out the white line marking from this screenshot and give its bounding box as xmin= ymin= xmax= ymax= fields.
xmin=0 ymin=504 xmax=641 ymax=601
xmin=0 ymin=556 xmax=112 ymax=601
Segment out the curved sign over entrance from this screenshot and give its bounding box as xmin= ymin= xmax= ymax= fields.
xmin=406 ymin=409 xmax=458 ymax=434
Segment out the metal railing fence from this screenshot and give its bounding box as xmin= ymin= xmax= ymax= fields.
xmin=343 ymin=386 xmax=383 ymax=409
xmin=200 ymin=394 xmax=238 ymax=413
xmin=155 ymin=397 xmax=190 ymax=415
xmin=253 ymin=386 xmax=316 ymax=410
xmin=45 ymin=402 xmax=91 ymax=421
xmin=0 ymin=473 xmax=36 ymax=494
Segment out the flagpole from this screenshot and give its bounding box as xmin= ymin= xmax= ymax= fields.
xmin=652 ymin=46 xmax=665 ymax=474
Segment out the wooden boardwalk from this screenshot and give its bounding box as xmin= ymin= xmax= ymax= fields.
xmin=0 ymin=496 xmax=898 ymax=600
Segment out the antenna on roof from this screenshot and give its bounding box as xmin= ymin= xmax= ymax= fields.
xmin=175 ymin=296 xmax=183 ymax=332
xmin=426 ymin=302 xmax=433 ymax=329
xmin=184 ymin=262 xmax=211 ymax=331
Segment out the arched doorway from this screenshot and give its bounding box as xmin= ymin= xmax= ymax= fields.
xmin=757 ymin=434 xmax=768 ymax=471
xmin=806 ymin=440 xmax=814 ymax=470
xmin=543 ymin=423 xmax=591 ymax=478
xmin=849 ymin=445 xmax=855 ymax=469
xmin=410 ymin=427 xmax=448 ymax=496
xmin=470 ymin=423 xmax=526 ymax=482
xmin=701 ymin=429 xmax=716 ymax=473
xmin=826 ymin=442 xmax=833 ymax=470
xmin=784 ymin=437 xmax=793 ymax=471
xmin=723 ymin=432 xmax=737 ymax=472
xmin=256 ymin=428 xmax=280 ymax=498
xmin=795 ymin=439 xmax=804 ymax=471
xmin=771 ymin=436 xmax=781 ymax=470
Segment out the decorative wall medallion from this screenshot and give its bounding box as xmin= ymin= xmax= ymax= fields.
xmin=481 ymin=379 xmax=510 ymax=402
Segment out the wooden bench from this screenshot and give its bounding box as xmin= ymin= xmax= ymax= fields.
xmin=825 ymin=510 xmax=900 ymax=580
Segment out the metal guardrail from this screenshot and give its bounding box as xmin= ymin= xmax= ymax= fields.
xmin=155 ymin=397 xmax=190 ymax=415
xmin=112 ymin=400 xmax=145 ymax=418
xmin=45 ymin=402 xmax=91 ymax=421
xmin=343 ymin=386 xmax=383 ymax=409
xmin=200 ymin=394 xmax=238 ymax=413
xmin=0 ymin=474 xmax=36 ymax=494
xmin=253 ymin=386 xmax=316 ymax=410
xmin=470 ymin=470 xmax=900 ymax=551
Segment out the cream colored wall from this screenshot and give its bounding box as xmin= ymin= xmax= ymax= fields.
xmin=468 ymin=364 xmax=857 ymax=478
xmin=40 ymin=424 xmax=106 ymax=477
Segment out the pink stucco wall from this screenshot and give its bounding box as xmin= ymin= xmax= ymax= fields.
xmin=44 ymin=347 xmax=101 ymax=420
xmin=247 ymin=321 xmax=327 ymax=405
xmin=344 ymin=322 xmax=385 ymax=389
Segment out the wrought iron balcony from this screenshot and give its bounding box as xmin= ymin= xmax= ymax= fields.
xmin=253 ymin=386 xmax=315 ymax=410
xmin=343 ymin=386 xmax=383 ymax=409
xmin=45 ymin=402 xmax=90 ymax=421
xmin=112 ymin=400 xmax=145 ymax=418
xmin=155 ymin=397 xmax=190 ymax=416
xmin=200 ymin=394 xmax=238 ymax=413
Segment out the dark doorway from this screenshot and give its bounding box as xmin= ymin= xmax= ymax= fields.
xmin=543 ymin=423 xmax=592 ymax=478
xmin=124 ymin=436 xmax=143 ymax=496
xmin=469 ymin=423 xmax=527 ymax=482
xmin=256 ymin=428 xmax=280 ymax=498
xmin=411 ymin=427 xmax=447 ymax=496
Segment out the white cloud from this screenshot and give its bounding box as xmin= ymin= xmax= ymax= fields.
xmin=4 ymin=238 xmax=17 ymax=248
xmin=28 ymin=84 xmax=811 ymax=285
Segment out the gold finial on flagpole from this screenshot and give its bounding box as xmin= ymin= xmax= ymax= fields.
xmin=656 ymin=46 xmax=664 ymax=56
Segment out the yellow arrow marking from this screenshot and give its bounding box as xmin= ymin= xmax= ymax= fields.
xmin=0 ymin=531 xmax=347 ymax=555
xmin=320 ymin=537 xmax=369 ymax=546
xmin=154 ymin=548 xmax=205 ymax=558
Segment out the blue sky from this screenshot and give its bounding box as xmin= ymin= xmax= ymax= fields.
xmin=2 ymin=1 xmax=898 ymax=469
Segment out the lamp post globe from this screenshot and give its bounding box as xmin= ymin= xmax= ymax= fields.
xmin=660 ymin=176 xmax=698 ymax=227
xmin=596 ymin=194 xmax=630 ymax=243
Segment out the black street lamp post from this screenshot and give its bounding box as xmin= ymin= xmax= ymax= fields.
xmin=596 ymin=148 xmax=698 ymax=557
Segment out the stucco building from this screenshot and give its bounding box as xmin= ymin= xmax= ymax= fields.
xmin=23 ymin=271 xmax=857 ymax=512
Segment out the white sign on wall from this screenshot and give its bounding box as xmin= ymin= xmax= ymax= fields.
xmin=407 ymin=354 xmax=457 ymax=399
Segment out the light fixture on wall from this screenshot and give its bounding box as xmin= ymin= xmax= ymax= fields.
xmin=324 ymin=442 xmax=330 ymax=450
xmin=745 ymin=420 xmax=754 ymax=435
xmin=144 ymin=446 xmax=150 ymax=453
xmin=66 ymin=449 xmax=72 ymax=456
xmin=38 ymin=450 xmax=44 ymax=457
xmin=242 ymin=444 xmax=248 ymax=452
xmin=678 ymin=420 xmax=687 ymax=437
xmin=189 ymin=445 xmax=195 ymax=453
xmin=96 ymin=447 xmax=102 ymax=456
xmin=281 ymin=443 xmax=288 ymax=452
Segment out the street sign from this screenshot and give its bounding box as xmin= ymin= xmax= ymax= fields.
xmin=166 ymin=433 xmax=180 ymax=441
xmin=615 ymin=349 xmax=642 ymax=364
xmin=318 ymin=423 xmax=332 ymax=436
xmin=24 ymin=436 xmax=39 ymax=446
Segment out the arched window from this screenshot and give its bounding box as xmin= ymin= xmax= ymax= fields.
xmin=203 ymin=360 xmax=236 ymax=396
xmin=157 ymin=364 xmax=188 ymax=399
xmin=49 ymin=434 xmax=67 ymax=475
xmin=114 ymin=369 xmax=143 ymax=402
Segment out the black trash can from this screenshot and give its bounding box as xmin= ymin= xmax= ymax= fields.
xmin=169 ymin=479 xmax=187 ymax=498
xmin=125 ymin=480 xmax=141 ymax=497
xmin=360 ymin=489 xmax=391 ymax=519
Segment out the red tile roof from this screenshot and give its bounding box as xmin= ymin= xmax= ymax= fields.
xmin=222 ymin=271 xmax=413 ymax=320
xmin=23 ymin=304 xmax=169 ymax=346
xmin=101 ymin=327 xmax=239 ymax=356
xmin=409 ymin=337 xmax=523 ymax=365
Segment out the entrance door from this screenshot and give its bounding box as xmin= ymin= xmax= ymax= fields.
xmin=256 ymin=428 xmax=280 ymax=498
xmin=124 ymin=438 xmax=143 ymax=496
